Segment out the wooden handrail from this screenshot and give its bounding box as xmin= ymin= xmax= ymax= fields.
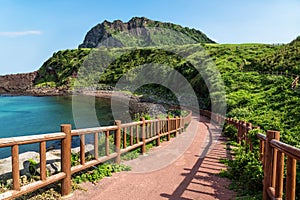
xmin=257 ymin=133 xmax=267 ymax=141
xmin=270 ymin=140 xmax=300 ymax=161
xmin=71 ymin=125 xmax=118 ymax=136
xmin=0 ymin=110 xmax=192 ymax=199
xmin=0 ymin=132 xmax=65 ymax=148
xmin=5 ymin=108 xmax=299 ymax=199
xmin=200 ymin=109 xmax=300 ymax=200
xmin=221 ymin=113 xmax=300 ymax=200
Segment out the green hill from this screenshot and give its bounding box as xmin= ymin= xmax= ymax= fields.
xmin=78 ymin=17 xmax=215 ymax=48
xmin=34 ymin=49 xmax=91 ymax=87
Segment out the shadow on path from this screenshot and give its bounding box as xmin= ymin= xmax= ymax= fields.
xmin=160 ymin=117 xmax=234 ymax=200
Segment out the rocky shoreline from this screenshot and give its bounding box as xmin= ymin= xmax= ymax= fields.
xmin=1 ymin=86 xmax=171 ymax=117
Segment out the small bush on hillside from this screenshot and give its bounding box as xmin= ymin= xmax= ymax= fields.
xmin=222 ymin=124 xmax=237 ymax=141
xmin=220 ymin=146 xmax=263 ymax=197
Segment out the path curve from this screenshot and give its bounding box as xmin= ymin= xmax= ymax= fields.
xmin=68 ymin=116 xmax=235 ymax=200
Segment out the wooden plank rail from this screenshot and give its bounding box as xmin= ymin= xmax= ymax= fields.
xmin=0 ymin=133 xmax=66 ymax=147
xmin=221 ymin=113 xmax=300 ymax=200
xmin=0 ymin=111 xmax=192 ymax=199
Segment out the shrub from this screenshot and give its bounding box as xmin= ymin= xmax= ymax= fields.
xmin=222 ymin=124 xmax=237 ymax=141
xmin=220 ymin=146 xmax=263 ymax=197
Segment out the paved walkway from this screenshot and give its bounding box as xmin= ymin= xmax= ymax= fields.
xmin=68 ymin=116 xmax=235 ymax=200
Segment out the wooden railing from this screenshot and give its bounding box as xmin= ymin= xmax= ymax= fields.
xmin=257 ymin=131 xmax=300 ymax=200
xmin=200 ymin=110 xmax=226 ymax=125
xmin=0 ymin=111 xmax=192 ymax=200
xmin=223 ymin=117 xmax=300 ymax=200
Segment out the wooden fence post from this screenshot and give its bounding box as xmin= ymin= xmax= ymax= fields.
xmin=80 ymin=135 xmax=85 ymax=165
xmin=167 ymin=116 xmax=171 ymax=141
xmin=234 ymin=119 xmax=239 ymax=129
xmin=61 ymin=124 xmax=72 ymax=197
xmin=262 ymin=130 xmax=280 ymax=200
xmin=105 ymin=131 xmax=110 ymax=156
xmin=275 ymin=151 xmax=284 ymax=199
xmin=94 ymin=132 xmax=99 ymax=160
xmin=40 ymin=141 xmax=47 ymax=181
xmin=140 ymin=117 xmax=146 ymax=155
xmin=114 ymin=120 xmax=121 ymax=164
xmin=286 ymin=156 xmax=296 ymax=200
xmin=180 ymin=116 xmax=184 ymax=133
xmin=253 ymin=126 xmax=263 ymax=158
xmin=237 ymin=121 xmax=242 ymax=144
xmin=11 ymin=144 xmax=20 ymax=191
xmin=246 ymin=122 xmax=252 ymax=150
xmin=242 ymin=121 xmax=247 ymax=143
xmin=175 ymin=116 xmax=179 ymax=137
xmin=156 ymin=117 xmax=161 ymax=146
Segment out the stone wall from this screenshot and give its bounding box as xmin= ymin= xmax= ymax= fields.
xmin=0 ymin=71 xmax=37 ymax=94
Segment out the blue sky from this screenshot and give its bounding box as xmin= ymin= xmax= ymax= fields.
xmin=0 ymin=0 xmax=300 ymax=75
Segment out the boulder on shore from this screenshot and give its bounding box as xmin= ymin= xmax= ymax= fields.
xmin=0 ymin=144 xmax=95 ymax=179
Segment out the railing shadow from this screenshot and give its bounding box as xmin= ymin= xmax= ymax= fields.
xmin=160 ymin=117 xmax=233 ymax=199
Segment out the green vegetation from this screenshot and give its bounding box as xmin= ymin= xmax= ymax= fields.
xmin=202 ymin=40 xmax=300 ymax=146
xmin=34 ymin=48 xmax=91 ymax=87
xmin=80 ymin=17 xmax=215 ymax=48
xmin=220 ymin=146 xmax=263 ymax=198
xmin=34 ymin=45 xmax=220 ymax=109
xmin=220 ymin=124 xmax=263 ymax=198
xmin=212 ymin=39 xmax=300 ymax=197
xmin=72 ymin=163 xmax=130 ymax=184
xmin=34 ymin=37 xmax=300 ymax=146
xmin=110 ymin=25 xmax=214 ymax=47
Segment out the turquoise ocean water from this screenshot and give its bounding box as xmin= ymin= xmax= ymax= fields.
xmin=0 ymin=95 xmax=118 ymax=158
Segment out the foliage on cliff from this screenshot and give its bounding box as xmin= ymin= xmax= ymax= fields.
xmin=79 ymin=17 xmax=215 ymax=48
xmin=34 ymin=49 xmax=91 ymax=87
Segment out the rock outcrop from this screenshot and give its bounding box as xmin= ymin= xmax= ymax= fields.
xmin=79 ymin=17 xmax=215 ymax=48
xmin=0 ymin=144 xmax=95 ymax=179
xmin=0 ymin=72 xmax=37 ymax=94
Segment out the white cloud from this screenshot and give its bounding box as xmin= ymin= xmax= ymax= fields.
xmin=0 ymin=30 xmax=42 ymax=37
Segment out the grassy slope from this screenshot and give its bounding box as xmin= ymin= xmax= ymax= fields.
xmin=204 ymin=42 xmax=300 ymax=146
xmin=34 ymin=49 xmax=91 ymax=87
xmin=35 ymin=39 xmax=300 ymax=146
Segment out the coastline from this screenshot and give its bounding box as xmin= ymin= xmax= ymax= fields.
xmin=1 ymin=87 xmax=173 ymax=115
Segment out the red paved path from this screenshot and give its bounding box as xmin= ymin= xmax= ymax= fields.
xmin=68 ymin=116 xmax=235 ymax=200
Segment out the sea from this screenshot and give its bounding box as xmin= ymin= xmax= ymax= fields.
xmin=0 ymin=95 xmax=125 ymax=158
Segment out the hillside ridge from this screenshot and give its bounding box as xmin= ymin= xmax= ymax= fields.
xmin=78 ymin=16 xmax=215 ymax=48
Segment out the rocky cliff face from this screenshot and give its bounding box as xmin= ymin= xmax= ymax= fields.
xmin=79 ymin=17 xmax=215 ymax=48
xmin=0 ymin=72 xmax=37 ymax=94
